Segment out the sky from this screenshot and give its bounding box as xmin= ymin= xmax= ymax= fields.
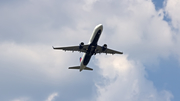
xmin=0 ymin=0 xmax=180 ymax=101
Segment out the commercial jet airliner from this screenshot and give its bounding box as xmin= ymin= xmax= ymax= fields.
xmin=53 ymin=24 xmax=123 ymax=72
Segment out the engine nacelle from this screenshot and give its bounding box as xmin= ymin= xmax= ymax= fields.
xmin=79 ymin=42 xmax=84 ymax=49
xmin=102 ymin=44 xmax=107 ymax=51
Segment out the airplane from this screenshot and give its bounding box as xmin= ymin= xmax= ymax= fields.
xmin=53 ymin=24 xmax=123 ymax=72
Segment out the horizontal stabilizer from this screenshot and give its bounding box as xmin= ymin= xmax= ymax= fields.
xmin=69 ymin=66 xmax=80 ymax=69
xmin=68 ymin=66 xmax=93 ymax=71
xmin=84 ymin=67 xmax=93 ymax=70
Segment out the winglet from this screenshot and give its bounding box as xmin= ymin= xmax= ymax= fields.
xmin=52 ymin=46 xmax=55 ymax=49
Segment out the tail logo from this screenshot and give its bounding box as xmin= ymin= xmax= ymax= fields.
xmin=80 ymin=57 xmax=82 ymax=62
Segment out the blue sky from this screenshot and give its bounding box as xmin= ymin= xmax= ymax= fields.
xmin=0 ymin=0 xmax=180 ymax=101
xmin=152 ymin=0 xmax=165 ymax=10
xmin=150 ymin=0 xmax=180 ymax=101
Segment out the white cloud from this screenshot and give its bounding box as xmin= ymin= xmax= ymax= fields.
xmin=11 ymin=93 xmax=58 ymax=101
xmin=82 ymin=0 xmax=99 ymax=11
xmin=45 ymin=92 xmax=58 ymax=101
xmin=165 ymin=0 xmax=180 ymax=29
xmin=103 ymin=1 xmax=173 ymax=63
xmin=0 ymin=41 xmax=93 ymax=101
xmin=95 ymin=55 xmax=173 ymax=101
xmin=164 ymin=0 xmax=180 ymax=63
xmin=0 ymin=42 xmax=80 ymax=82
xmin=12 ymin=97 xmax=29 ymax=101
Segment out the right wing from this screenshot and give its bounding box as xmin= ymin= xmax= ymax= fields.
xmin=53 ymin=45 xmax=89 ymax=53
xmin=95 ymin=45 xmax=123 ymax=55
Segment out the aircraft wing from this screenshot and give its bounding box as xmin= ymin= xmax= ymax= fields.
xmin=96 ymin=45 xmax=123 ymax=54
xmin=53 ymin=45 xmax=89 ymax=53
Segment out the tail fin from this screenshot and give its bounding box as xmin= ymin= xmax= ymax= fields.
xmin=68 ymin=66 xmax=93 ymax=71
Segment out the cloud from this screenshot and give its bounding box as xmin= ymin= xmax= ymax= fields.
xmin=82 ymin=0 xmax=99 ymax=11
xmin=45 ymin=92 xmax=58 ymax=101
xmin=11 ymin=93 xmax=58 ymax=101
xmin=102 ymin=1 xmax=174 ymax=64
xmin=0 ymin=42 xmax=71 ymax=80
xmin=0 ymin=41 xmax=87 ymax=100
xmin=95 ymin=55 xmax=173 ymax=101
xmin=11 ymin=97 xmax=29 ymax=101
xmin=0 ymin=41 xmax=94 ymax=101
xmin=164 ymin=0 xmax=180 ymax=63
xmin=165 ymin=0 xmax=180 ymax=29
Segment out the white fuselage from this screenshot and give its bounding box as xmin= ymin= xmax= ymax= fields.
xmin=79 ymin=24 xmax=103 ymax=71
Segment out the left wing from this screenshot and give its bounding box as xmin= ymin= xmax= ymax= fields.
xmin=95 ymin=45 xmax=123 ymax=54
xmin=53 ymin=45 xmax=89 ymax=53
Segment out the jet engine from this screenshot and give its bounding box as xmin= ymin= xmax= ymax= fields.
xmin=102 ymin=44 xmax=107 ymax=51
xmin=79 ymin=42 xmax=84 ymax=49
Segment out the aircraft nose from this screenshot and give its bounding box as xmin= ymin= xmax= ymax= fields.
xmin=97 ymin=24 xmax=103 ymax=30
xmin=94 ymin=24 xmax=103 ymax=32
xmin=98 ymin=24 xmax=103 ymax=28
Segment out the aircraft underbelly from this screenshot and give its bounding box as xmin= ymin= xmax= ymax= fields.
xmin=91 ymin=30 xmax=101 ymax=45
xmin=78 ymin=24 xmax=103 ymax=71
xmin=81 ymin=29 xmax=101 ymax=67
xmin=83 ymin=54 xmax=91 ymax=65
